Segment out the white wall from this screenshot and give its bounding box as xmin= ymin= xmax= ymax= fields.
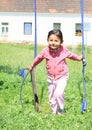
xmin=36 ymin=13 xmax=92 ymax=46
xmin=0 ymin=12 xmax=34 ymax=42
xmin=0 ymin=12 xmax=92 ymax=46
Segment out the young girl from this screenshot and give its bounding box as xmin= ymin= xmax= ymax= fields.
xmin=28 ymin=29 xmax=82 ymax=115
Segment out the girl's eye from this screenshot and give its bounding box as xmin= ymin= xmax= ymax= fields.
xmin=49 ymin=39 xmax=58 ymax=42
xmin=49 ymin=39 xmax=53 ymax=42
xmin=55 ymin=40 xmax=58 ymax=42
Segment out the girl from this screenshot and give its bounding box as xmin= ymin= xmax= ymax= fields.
xmin=28 ymin=29 xmax=82 ymax=115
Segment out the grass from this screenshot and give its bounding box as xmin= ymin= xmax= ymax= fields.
xmin=0 ymin=43 xmax=92 ymax=130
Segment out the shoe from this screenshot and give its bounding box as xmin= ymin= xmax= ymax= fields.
xmin=57 ymin=109 xmax=64 ymax=115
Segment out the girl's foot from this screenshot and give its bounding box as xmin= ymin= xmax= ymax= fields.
xmin=57 ymin=109 xmax=64 ymax=115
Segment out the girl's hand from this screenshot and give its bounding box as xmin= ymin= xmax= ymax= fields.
xmin=79 ymin=55 xmax=83 ymax=61
xmin=28 ymin=65 xmax=33 ymax=72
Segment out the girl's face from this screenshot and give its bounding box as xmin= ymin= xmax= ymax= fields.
xmin=48 ymin=34 xmax=61 ymax=50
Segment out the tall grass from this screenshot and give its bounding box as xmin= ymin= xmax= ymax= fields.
xmin=0 ymin=43 xmax=92 ymax=130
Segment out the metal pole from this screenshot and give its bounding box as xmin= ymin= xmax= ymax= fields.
xmin=34 ymin=0 xmax=37 ymax=58
xmin=80 ymin=0 xmax=85 ymax=57
xmin=80 ymin=0 xmax=87 ymax=113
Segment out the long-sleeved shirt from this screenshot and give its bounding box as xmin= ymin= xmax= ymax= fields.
xmin=31 ymin=45 xmax=82 ymax=79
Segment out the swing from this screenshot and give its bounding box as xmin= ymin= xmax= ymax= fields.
xmin=19 ymin=0 xmax=87 ymax=113
xmin=19 ymin=0 xmax=39 ymax=112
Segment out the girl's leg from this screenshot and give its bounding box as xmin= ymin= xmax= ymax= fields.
xmin=47 ymin=79 xmax=57 ymax=114
xmin=55 ymin=77 xmax=68 ymax=112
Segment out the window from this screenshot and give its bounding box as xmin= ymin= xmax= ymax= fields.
xmin=1 ymin=23 xmax=9 ymax=35
xmin=75 ymin=23 xmax=82 ymax=36
xmin=84 ymin=22 xmax=91 ymax=32
xmin=24 ymin=23 xmax=32 ymax=35
xmin=53 ymin=23 xmax=61 ymax=30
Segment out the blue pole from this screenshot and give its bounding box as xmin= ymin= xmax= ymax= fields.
xmin=34 ymin=0 xmax=37 ymax=58
xmin=80 ymin=0 xmax=85 ymax=57
xmin=80 ymin=0 xmax=87 ymax=113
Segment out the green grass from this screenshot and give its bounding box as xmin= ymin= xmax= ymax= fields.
xmin=0 ymin=43 xmax=92 ymax=130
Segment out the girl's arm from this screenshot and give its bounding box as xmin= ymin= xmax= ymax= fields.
xmin=65 ymin=48 xmax=82 ymax=61
xmin=68 ymin=52 xmax=82 ymax=61
xmin=28 ymin=49 xmax=45 ymax=71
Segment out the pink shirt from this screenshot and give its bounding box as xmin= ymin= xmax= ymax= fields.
xmin=31 ymin=45 xmax=81 ymax=79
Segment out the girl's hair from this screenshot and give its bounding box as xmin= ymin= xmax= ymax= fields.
xmin=47 ymin=29 xmax=63 ymax=43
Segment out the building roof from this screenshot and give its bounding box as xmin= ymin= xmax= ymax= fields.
xmin=0 ymin=0 xmax=92 ymax=14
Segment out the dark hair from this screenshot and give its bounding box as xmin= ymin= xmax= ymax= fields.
xmin=47 ymin=29 xmax=63 ymax=43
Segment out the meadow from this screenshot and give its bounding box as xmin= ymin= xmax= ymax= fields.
xmin=0 ymin=43 xmax=92 ymax=130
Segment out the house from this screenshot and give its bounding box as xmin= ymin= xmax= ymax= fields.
xmin=0 ymin=0 xmax=92 ymax=45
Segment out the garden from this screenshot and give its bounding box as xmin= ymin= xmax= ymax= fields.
xmin=0 ymin=43 xmax=92 ymax=130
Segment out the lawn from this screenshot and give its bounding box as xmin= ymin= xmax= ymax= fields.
xmin=0 ymin=43 xmax=92 ymax=130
